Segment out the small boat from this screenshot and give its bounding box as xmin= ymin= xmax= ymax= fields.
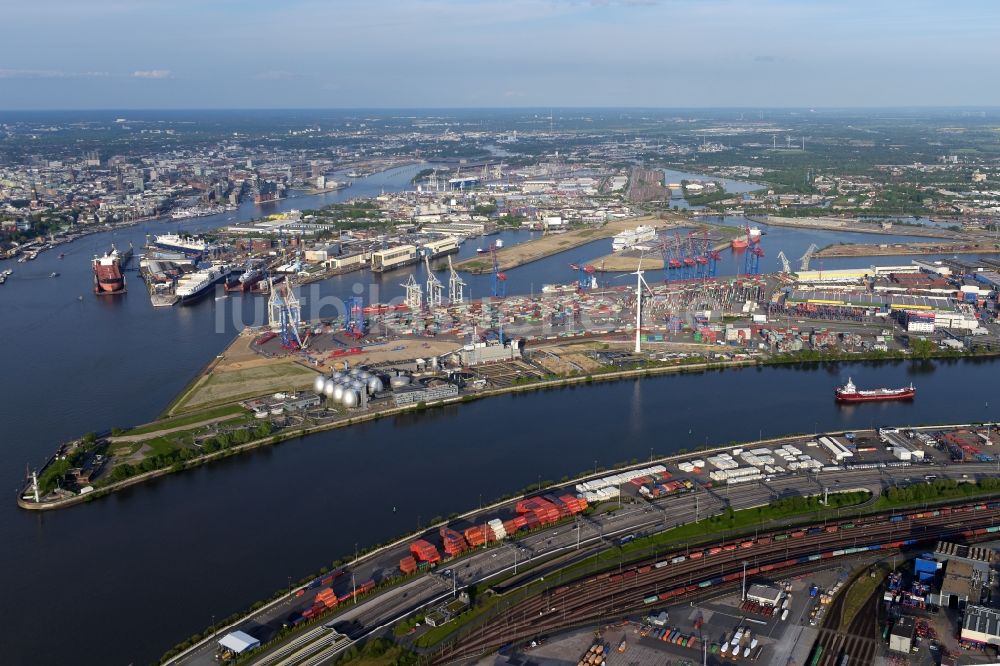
xmin=49 ymin=272 xmax=60 ymax=278
xmin=58 ymin=253 xmax=65 ymax=259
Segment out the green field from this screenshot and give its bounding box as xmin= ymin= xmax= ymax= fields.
xmin=122 ymin=404 xmax=246 ymax=436
xmin=173 ymin=362 xmax=318 ymax=413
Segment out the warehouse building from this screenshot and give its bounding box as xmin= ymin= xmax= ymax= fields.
xmin=218 ymin=631 xmax=260 ymax=656
xmin=392 ymin=382 xmax=459 ymax=407
xmin=961 ymin=606 xmax=1000 ymax=648
xmin=932 ymin=560 xmax=983 ymax=610
xmin=889 ymin=616 xmax=915 ymax=654
xmin=746 ymin=583 xmax=782 ymax=607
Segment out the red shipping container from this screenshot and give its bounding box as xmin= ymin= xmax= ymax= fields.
xmin=400 ymin=556 xmax=418 ymax=574
xmin=464 ymin=526 xmax=486 ymax=547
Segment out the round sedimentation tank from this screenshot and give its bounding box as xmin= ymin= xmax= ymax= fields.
xmin=389 ymin=375 xmax=411 ymax=389
xmin=313 ymin=375 xmax=327 ymax=393
xmin=341 ymin=389 xmax=360 ymax=408
xmin=349 ymin=379 xmax=365 ymax=393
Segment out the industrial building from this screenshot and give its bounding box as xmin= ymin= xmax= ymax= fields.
xmin=746 ymin=584 xmax=782 ymax=607
xmin=932 ymin=560 xmax=981 ymax=610
xmin=218 ymin=631 xmax=260 ymax=656
xmin=961 ymin=606 xmax=1000 ymax=648
xmin=880 ymin=430 xmax=926 ymax=461
xmin=458 ymin=340 xmax=522 ymax=365
xmin=889 ymin=616 xmax=915 ymax=654
xmin=391 ymin=382 xmax=459 ymax=407
xmin=371 ymin=244 xmax=417 ymax=272
xmin=818 ymin=436 xmax=853 ymax=461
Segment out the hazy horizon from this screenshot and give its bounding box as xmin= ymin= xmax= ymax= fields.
xmin=4 ymin=0 xmax=1000 ymax=110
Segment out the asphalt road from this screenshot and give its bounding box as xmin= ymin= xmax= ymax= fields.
xmin=171 ymin=461 xmax=999 ymax=666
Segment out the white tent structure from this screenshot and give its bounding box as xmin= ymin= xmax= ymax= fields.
xmin=219 ymin=630 xmax=260 ymax=655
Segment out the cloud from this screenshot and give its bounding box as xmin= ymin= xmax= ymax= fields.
xmin=131 ymin=69 xmax=172 ymax=79
xmin=254 ymin=70 xmax=302 ymax=81
xmin=0 ymin=68 xmax=109 ymax=79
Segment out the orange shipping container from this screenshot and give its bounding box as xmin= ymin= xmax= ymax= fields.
xmin=400 ymin=556 xmax=418 ymax=574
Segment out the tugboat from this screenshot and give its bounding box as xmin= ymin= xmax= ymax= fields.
xmin=835 ymin=377 xmax=915 ymax=403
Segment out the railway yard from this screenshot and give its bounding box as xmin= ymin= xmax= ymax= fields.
xmin=165 ymin=423 xmax=1000 ymax=666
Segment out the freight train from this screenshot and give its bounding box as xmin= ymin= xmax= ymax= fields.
xmin=435 ymin=499 xmax=1000 ymax=662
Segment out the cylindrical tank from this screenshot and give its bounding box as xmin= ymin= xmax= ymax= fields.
xmin=332 ymin=384 xmax=345 ymax=402
xmin=313 ymin=375 xmax=327 ymax=393
xmin=341 ymin=389 xmax=360 ymax=408
xmin=389 ymin=375 xmax=411 ymax=389
xmin=348 ymin=367 xmax=361 ymax=377
xmin=349 ymin=379 xmax=365 ymax=393
xmin=357 ymin=370 xmax=371 ymax=382
xmin=367 ymin=376 xmax=384 ymax=394
xmin=332 ymin=371 xmax=345 ymax=381
xmin=323 ymin=379 xmax=336 ymax=397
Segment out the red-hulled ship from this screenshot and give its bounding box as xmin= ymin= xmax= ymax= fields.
xmin=835 ymin=377 xmax=915 ymax=403
xmin=224 ymin=267 xmax=265 ymax=293
xmin=92 ymin=243 xmax=133 ymax=295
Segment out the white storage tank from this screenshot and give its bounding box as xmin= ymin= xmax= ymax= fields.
xmin=341 ymin=389 xmax=360 ymax=408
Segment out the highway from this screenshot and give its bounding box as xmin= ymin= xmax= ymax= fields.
xmin=169 ymin=460 xmax=1000 ymax=666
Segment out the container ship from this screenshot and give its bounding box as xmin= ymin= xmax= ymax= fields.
xmin=92 ymin=243 xmax=134 ymax=295
xmin=835 ymin=378 xmax=915 ymax=403
xmin=225 ymin=267 xmax=265 ymax=293
xmin=175 ymin=265 xmax=230 ymax=304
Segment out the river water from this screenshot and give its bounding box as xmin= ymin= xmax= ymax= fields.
xmin=2 ymin=166 xmax=995 ymax=665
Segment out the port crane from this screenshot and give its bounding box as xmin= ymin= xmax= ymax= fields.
xmin=424 ymin=255 xmax=444 ymax=307
xmin=447 ymin=255 xmax=465 ymax=304
xmin=401 ymin=274 xmax=423 ymax=310
xmin=570 ymin=261 xmax=597 ymax=291
xmin=799 ymin=243 xmax=819 ymax=271
xmin=777 ymin=251 xmax=791 ymax=274
xmin=344 ymin=295 xmax=365 ymax=339
xmin=490 ymin=243 xmax=507 ymax=298
xmin=267 ymin=277 xmax=304 ymax=349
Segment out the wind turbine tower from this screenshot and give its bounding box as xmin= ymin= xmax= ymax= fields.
xmin=632 ymin=258 xmax=653 ymax=354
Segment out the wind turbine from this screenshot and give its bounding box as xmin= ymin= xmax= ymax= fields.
xmin=631 ymin=255 xmax=654 ymax=354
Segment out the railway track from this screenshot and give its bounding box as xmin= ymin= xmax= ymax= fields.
xmin=431 ymin=501 xmax=1000 ymax=663
xmin=809 ymin=628 xmax=880 ymax=666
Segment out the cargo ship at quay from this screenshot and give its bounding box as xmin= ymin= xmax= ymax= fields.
xmin=91 ymin=243 xmax=133 ymax=295
xmin=175 ymin=265 xmax=231 ymax=304
xmin=835 ymin=378 xmax=916 ymax=403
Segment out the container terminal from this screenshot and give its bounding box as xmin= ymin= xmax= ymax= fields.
xmin=156 ymin=422 xmax=1000 ymax=666
xmin=18 ymin=243 xmax=1000 ymax=512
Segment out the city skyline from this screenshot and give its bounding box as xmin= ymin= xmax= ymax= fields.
xmin=3 ymin=0 xmax=1000 ymax=109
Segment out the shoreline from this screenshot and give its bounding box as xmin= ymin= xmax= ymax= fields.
xmin=817 ymin=241 xmax=1000 ymax=258
xmin=746 ymin=215 xmax=963 ymax=239
xmin=452 ymin=214 xmax=675 ymax=274
xmin=18 ymin=347 xmax=1000 ymax=512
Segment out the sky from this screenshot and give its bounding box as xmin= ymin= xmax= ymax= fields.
xmin=2 ymin=0 xmax=1000 ymax=109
